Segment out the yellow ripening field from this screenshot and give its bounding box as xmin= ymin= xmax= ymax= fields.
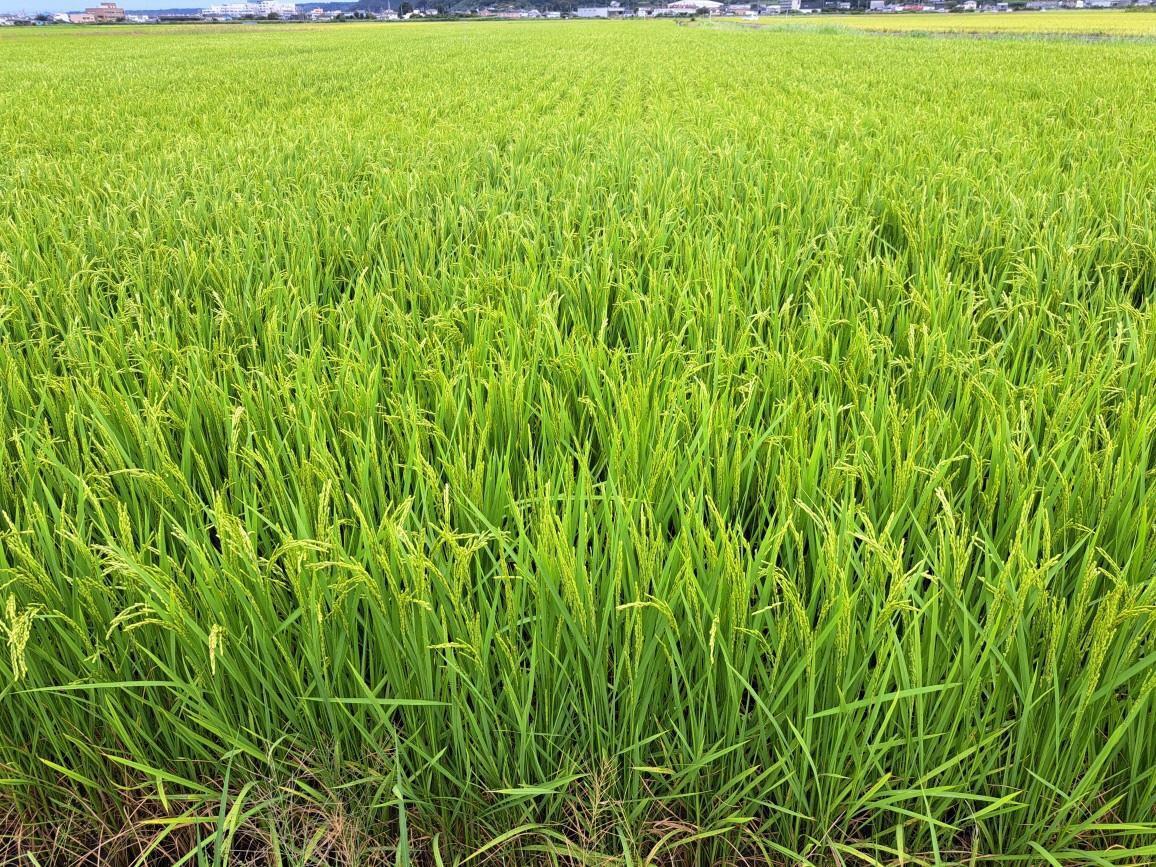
xmin=766 ymin=9 xmax=1156 ymax=36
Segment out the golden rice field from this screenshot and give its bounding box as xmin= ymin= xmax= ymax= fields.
xmin=1 ymin=18 xmax=1156 ymax=867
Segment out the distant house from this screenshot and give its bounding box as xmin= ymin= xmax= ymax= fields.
xmin=576 ymin=2 xmax=628 ymax=15
xmin=665 ymin=0 xmax=724 ymax=12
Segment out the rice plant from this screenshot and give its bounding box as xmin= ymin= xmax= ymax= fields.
xmin=766 ymin=9 xmax=1156 ymax=37
xmin=1 ymin=19 xmax=1155 ymax=866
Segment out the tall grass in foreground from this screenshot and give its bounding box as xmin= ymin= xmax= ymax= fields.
xmin=1 ymin=20 xmax=1156 ymax=866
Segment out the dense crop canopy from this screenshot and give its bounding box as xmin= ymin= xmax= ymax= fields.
xmin=1 ymin=19 xmax=1156 ymax=866
xmin=769 ymin=9 xmax=1156 ymax=36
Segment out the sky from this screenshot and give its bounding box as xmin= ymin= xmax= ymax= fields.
xmin=1 ymin=0 xmax=65 ymax=10
xmin=1 ymin=0 xmax=187 ymax=12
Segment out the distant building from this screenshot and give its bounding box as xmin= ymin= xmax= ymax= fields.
xmin=74 ymin=2 xmax=125 ymax=20
xmin=576 ymin=2 xmax=628 ymax=15
xmin=204 ymin=0 xmax=296 ymax=16
xmin=664 ymin=0 xmax=724 ymax=11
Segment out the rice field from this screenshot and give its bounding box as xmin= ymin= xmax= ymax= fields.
xmin=764 ymin=9 xmax=1156 ymax=37
xmin=1 ymin=19 xmax=1156 ymax=866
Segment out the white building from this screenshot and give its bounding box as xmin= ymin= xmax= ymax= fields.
xmin=204 ymin=0 xmax=297 ymax=16
xmin=576 ymin=2 xmax=627 ymax=15
xmin=664 ymin=0 xmax=724 ymax=12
